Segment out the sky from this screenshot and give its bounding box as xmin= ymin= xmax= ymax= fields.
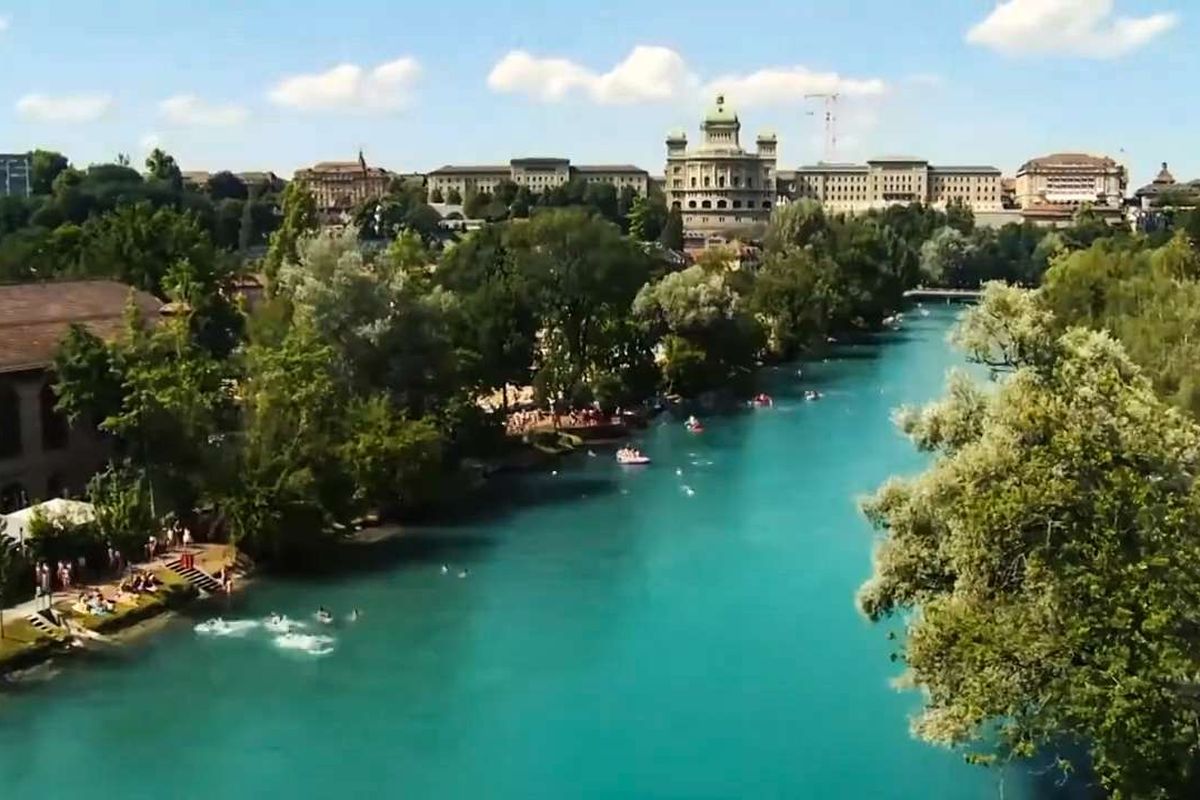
xmin=0 ymin=0 xmax=1194 ymax=187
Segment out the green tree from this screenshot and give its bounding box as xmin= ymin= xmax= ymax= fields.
xmin=29 ymin=149 xmax=70 ymax=195
xmin=463 ymin=191 xmax=491 ymax=220
xmin=339 ymin=395 xmax=444 ymax=516
xmin=861 ymin=284 xmax=1200 ymax=798
xmin=206 ymin=171 xmax=248 ymax=201
xmin=919 ymin=226 xmax=977 ymax=287
xmin=264 ymin=181 xmax=318 ymax=285
xmin=446 ymin=187 xmax=463 ymax=205
xmin=429 ymin=187 xmax=445 ymax=203
xmin=659 ymin=206 xmax=684 ymax=251
xmin=144 ymin=147 xmax=182 ymax=188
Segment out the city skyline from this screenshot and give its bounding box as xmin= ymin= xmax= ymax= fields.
xmin=0 ymin=0 xmax=1192 ymax=185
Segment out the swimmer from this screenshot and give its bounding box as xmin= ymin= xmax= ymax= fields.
xmin=440 ymin=564 xmax=449 ymax=575
xmin=350 ymin=609 xmax=361 ymax=622
xmin=587 ymin=450 xmax=596 ymax=457
xmin=457 ymin=569 xmax=469 ymax=579
xmin=316 ymin=607 xmax=333 ymax=625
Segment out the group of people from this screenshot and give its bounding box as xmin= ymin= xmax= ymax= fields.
xmin=145 ymin=521 xmax=194 ymax=562
xmin=506 ymin=406 xmax=617 ymax=435
xmin=119 ymin=570 xmax=161 ymax=595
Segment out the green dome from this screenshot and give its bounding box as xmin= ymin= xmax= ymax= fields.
xmin=705 ymin=94 xmax=738 ymax=124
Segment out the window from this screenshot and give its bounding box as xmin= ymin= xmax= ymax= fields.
xmin=701 ymin=200 xmax=712 ymax=209
xmin=762 ymin=201 xmax=772 ymax=209
xmin=691 ymin=177 xmax=697 ymax=188
xmin=40 ymin=381 xmax=69 ymax=450
xmin=0 ymin=482 xmax=27 ymax=514
xmin=716 ymin=200 xmax=727 ymax=209
xmin=733 ymin=176 xmax=741 ymax=187
xmin=704 ymin=177 xmax=711 ymax=188
xmin=718 ymin=176 xmax=725 ymax=188
xmin=0 ymin=384 xmax=20 ymax=459
xmin=688 ymin=200 xmax=697 ymax=208
xmin=733 ymin=200 xmax=742 ymax=209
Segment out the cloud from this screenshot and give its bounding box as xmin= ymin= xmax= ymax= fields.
xmin=268 ymin=57 xmax=420 ymax=111
xmin=487 ymin=46 xmax=692 ymax=104
xmin=967 ymin=0 xmax=1178 ymax=57
xmin=139 ymin=133 xmax=162 ymax=152
xmin=703 ymin=67 xmax=885 ymax=106
xmin=15 ymin=92 xmax=113 ymax=123
xmin=0 ymin=16 xmax=9 ymax=32
xmin=905 ymin=73 xmax=945 ymax=87
xmin=160 ymin=94 xmax=248 ymax=126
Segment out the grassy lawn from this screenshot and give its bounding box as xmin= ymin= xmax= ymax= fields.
xmin=0 ymin=618 xmax=57 ymax=669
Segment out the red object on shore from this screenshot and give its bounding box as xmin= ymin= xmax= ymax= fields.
xmin=181 ymin=551 xmax=195 ymax=570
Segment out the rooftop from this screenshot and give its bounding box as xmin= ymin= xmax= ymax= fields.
xmin=429 ymin=164 xmax=510 ymax=175
xmin=573 ymin=164 xmax=647 ymax=174
xmin=704 ymin=95 xmax=738 ymax=125
xmin=0 ymin=280 xmax=163 ymax=374
xmin=511 ymin=158 xmax=569 ymax=168
xmin=1019 ymin=153 xmax=1120 ymax=173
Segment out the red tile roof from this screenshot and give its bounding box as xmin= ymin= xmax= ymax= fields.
xmin=0 ymin=280 xmax=162 ymax=374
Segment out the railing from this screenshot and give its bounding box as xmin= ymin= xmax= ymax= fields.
xmin=903 ymin=288 xmax=983 ymax=299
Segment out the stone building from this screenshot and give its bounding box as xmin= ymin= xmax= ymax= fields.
xmin=786 ymin=157 xmax=1003 ymax=213
xmin=1014 ymin=152 xmax=1126 ymax=212
xmin=294 ymin=151 xmax=391 ymax=214
xmin=426 ymin=158 xmax=648 ymax=199
xmin=1 ymin=153 xmax=32 ymax=198
xmin=0 ymin=281 xmax=162 ymax=512
xmin=663 ymin=95 xmax=778 ymax=234
xmin=1134 ymin=162 xmax=1200 ymax=209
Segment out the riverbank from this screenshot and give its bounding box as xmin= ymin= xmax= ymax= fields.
xmin=0 ymin=544 xmax=241 ymax=676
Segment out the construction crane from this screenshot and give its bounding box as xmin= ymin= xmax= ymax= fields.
xmin=804 ymin=93 xmax=839 ymax=163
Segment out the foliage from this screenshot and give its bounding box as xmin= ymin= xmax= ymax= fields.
xmin=659 ymin=206 xmax=684 ymax=251
xmin=264 ymin=181 xmax=318 ymax=284
xmin=861 ymin=287 xmax=1200 ymax=798
xmin=339 ymin=395 xmax=445 ymax=516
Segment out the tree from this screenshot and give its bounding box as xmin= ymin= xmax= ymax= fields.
xmin=629 ymin=193 xmax=668 ymax=243
xmin=861 ymin=284 xmax=1200 ymax=798
xmin=659 ymin=206 xmax=684 ymax=251
xmin=29 ymin=149 xmax=69 ymax=195
xmin=53 ymin=324 xmax=125 ymax=427
xmin=508 ymin=209 xmax=653 ymax=402
xmin=617 ymin=185 xmax=638 ymax=227
xmin=429 ymin=187 xmax=445 ymax=203
xmin=944 ymin=197 xmax=974 ymax=234
xmin=446 ymin=187 xmax=463 ymax=205
xmin=264 ymin=182 xmax=318 ymax=284
xmin=463 ymin=191 xmax=491 ymax=220
xmin=919 ymin=226 xmax=977 ymax=287
xmin=494 ymin=179 xmax=519 ymax=207
xmin=144 ymin=147 xmax=182 ymax=188
xmin=75 ymin=201 xmax=217 ymax=295
xmin=751 ymin=247 xmax=844 ymax=357
xmin=206 ymin=171 xmax=248 ymax=201
xmin=633 ymin=263 xmax=761 ymax=394
xmin=583 ymin=182 xmax=619 ymax=223
xmin=339 ymin=395 xmax=444 ymax=516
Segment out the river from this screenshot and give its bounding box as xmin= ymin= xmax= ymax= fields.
xmin=0 ymin=305 xmax=1040 ymax=799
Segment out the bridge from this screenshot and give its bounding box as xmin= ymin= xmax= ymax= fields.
xmin=903 ymin=288 xmax=982 ymax=300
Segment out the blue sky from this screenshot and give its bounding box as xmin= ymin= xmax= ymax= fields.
xmin=0 ymin=0 xmax=1193 ymax=187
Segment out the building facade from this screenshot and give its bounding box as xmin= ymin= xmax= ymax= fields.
xmin=426 ymin=159 xmax=648 ymax=199
xmin=663 ymin=95 xmax=777 ymax=233
xmin=1 ymin=153 xmax=32 ymax=198
xmin=294 ymin=151 xmax=391 ymax=214
xmin=785 ymin=157 xmax=1003 ymax=213
xmin=0 ymin=281 xmax=163 ymax=513
xmin=1014 ymin=152 xmax=1126 ymax=212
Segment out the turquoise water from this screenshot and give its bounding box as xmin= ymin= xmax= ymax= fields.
xmin=0 ymin=306 xmax=1030 ymax=799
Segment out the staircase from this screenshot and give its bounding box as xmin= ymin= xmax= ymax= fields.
xmin=25 ymin=610 xmax=62 ymax=635
xmin=165 ymin=558 xmax=224 ymax=593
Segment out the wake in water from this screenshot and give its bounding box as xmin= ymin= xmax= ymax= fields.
xmin=263 ymin=614 xmax=305 ymax=634
xmin=194 ymin=618 xmax=259 ymax=637
xmin=273 ymin=632 xmax=335 ymax=656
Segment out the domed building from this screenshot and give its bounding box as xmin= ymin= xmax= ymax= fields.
xmin=664 ymin=95 xmax=778 ymax=239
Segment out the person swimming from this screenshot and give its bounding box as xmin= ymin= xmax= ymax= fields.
xmin=349 ymin=609 xmax=361 ymax=622
xmin=440 ymin=564 xmax=449 ymax=575
xmin=457 ymin=569 xmax=469 ymax=579
xmin=316 ymin=607 xmax=333 ymax=625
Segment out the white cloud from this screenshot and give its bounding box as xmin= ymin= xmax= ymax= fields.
xmin=268 ymin=57 xmax=420 ymax=111
xmin=905 ymin=73 xmax=945 ymax=88
xmin=160 ymin=94 xmax=248 ymax=126
xmin=487 ymin=46 xmax=693 ymax=104
xmin=0 ymin=16 xmax=9 ymax=32
xmin=15 ymin=92 xmax=113 ymax=123
xmin=703 ymin=67 xmax=885 ymax=107
xmin=967 ymin=0 xmax=1178 ymax=58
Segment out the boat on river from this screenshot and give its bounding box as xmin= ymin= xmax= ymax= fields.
xmin=616 ymin=447 xmax=651 ymax=465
